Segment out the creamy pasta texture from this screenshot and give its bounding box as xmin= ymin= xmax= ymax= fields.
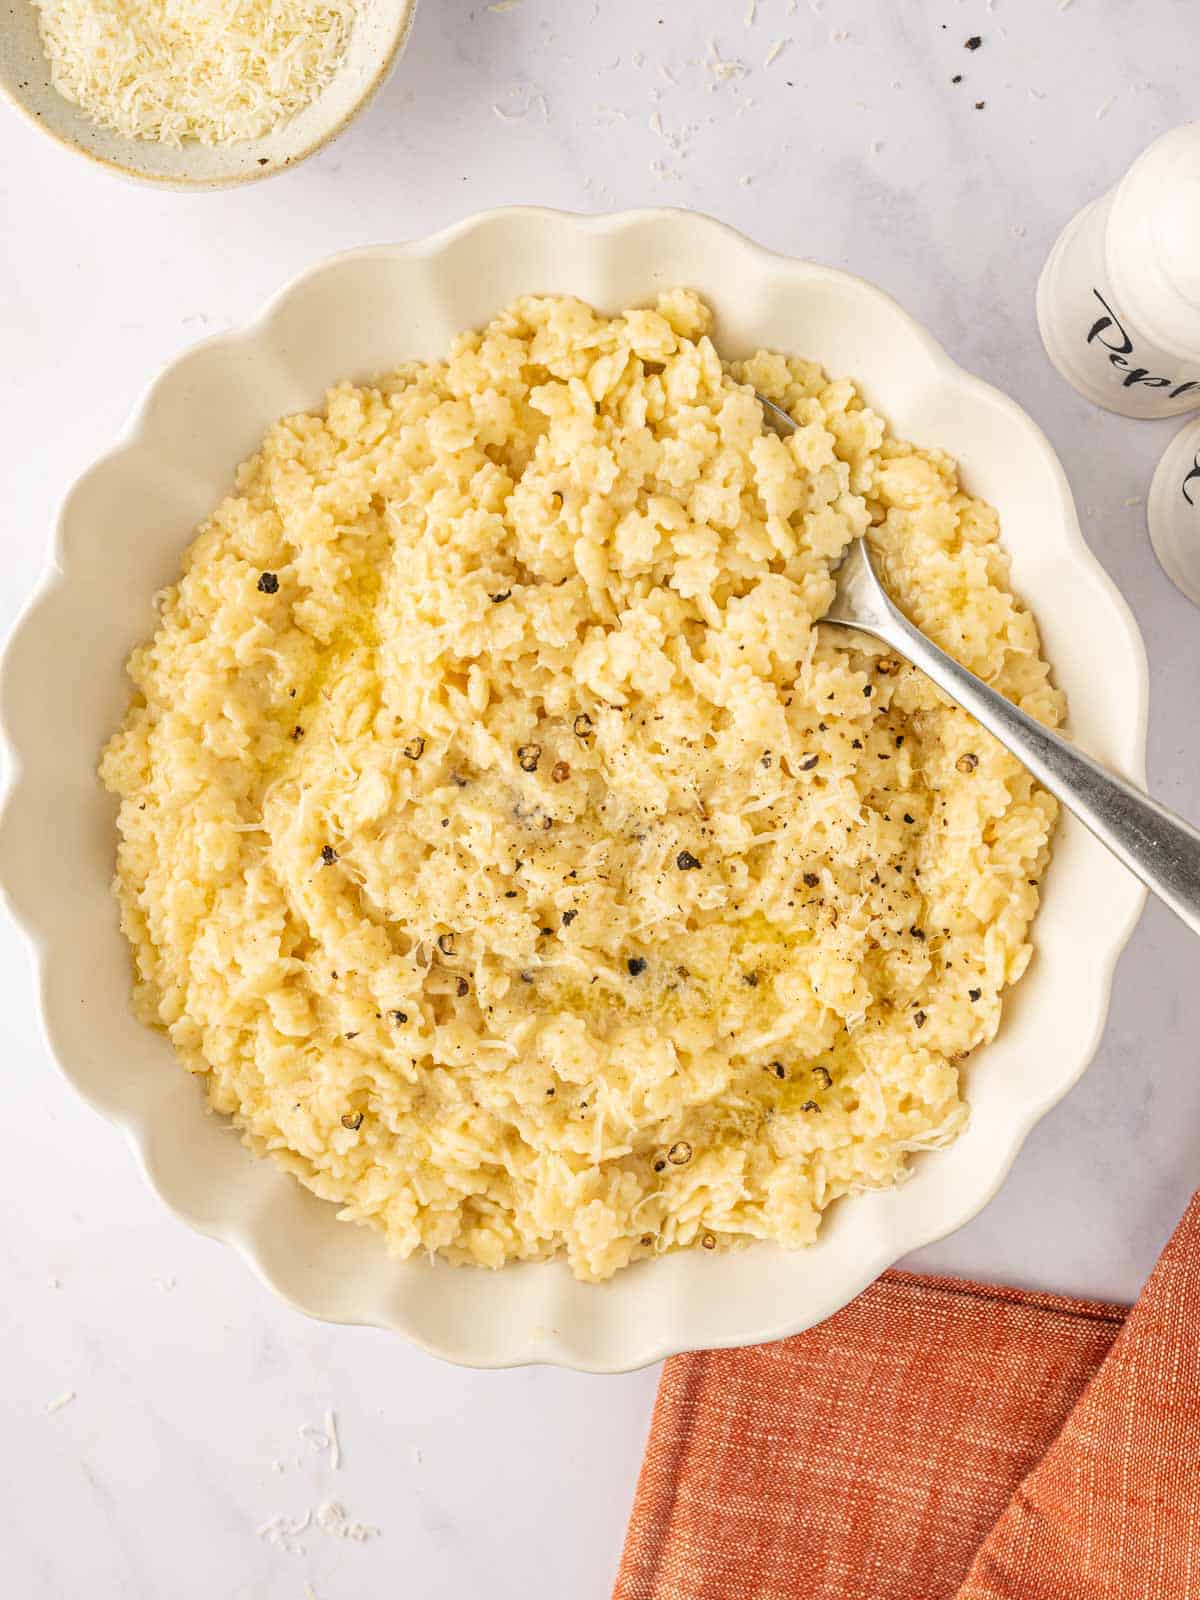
xmin=100 ymin=291 xmax=1063 ymax=1282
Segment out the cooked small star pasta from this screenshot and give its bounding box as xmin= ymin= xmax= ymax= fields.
xmin=100 ymin=292 xmax=1063 ymax=1282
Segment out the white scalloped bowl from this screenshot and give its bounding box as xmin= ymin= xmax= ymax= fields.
xmin=0 ymin=209 xmax=1148 ymax=1371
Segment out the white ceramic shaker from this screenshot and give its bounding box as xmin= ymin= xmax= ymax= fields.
xmin=1037 ymin=123 xmax=1200 ymax=418
xmin=1148 ymin=416 xmax=1200 ymax=605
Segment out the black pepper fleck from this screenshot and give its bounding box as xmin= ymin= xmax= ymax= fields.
xmin=803 ymin=872 xmax=820 ymax=888
xmin=257 ymin=572 xmax=279 ymax=594
xmin=561 ymin=909 xmax=578 ymax=925
xmin=627 ymin=956 xmax=647 ymax=976
xmin=965 ymin=34 xmax=982 ymax=49
xmin=969 ymin=988 xmax=982 ymax=1002
xmin=676 ymin=850 xmax=702 ymax=871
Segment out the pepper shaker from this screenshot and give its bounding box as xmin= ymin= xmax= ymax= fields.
xmin=1037 ymin=123 xmax=1200 ymax=418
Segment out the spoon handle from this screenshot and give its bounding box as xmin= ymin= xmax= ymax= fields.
xmin=870 ymin=596 xmax=1200 ymax=939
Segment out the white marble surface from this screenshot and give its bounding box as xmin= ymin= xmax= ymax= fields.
xmin=2 ymin=2 xmax=1199 ymax=1595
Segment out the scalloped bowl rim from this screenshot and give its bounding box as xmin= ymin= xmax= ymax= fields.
xmin=0 ymin=208 xmax=1149 ymax=1370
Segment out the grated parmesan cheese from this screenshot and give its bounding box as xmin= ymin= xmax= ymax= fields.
xmin=707 ymin=37 xmax=748 ymax=84
xmin=33 ymin=0 xmax=361 ymax=146
xmin=315 ymin=1502 xmax=377 ymax=1542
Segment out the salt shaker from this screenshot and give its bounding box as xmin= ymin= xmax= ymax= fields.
xmin=1037 ymin=123 xmax=1200 ymax=418
xmin=1148 ymin=416 xmax=1200 ymax=605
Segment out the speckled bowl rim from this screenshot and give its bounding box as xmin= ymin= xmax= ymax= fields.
xmin=0 ymin=0 xmax=418 ymax=190
xmin=0 ymin=208 xmax=1150 ymax=1370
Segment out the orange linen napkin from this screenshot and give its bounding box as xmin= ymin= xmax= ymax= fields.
xmin=615 ymin=1192 xmax=1200 ymax=1600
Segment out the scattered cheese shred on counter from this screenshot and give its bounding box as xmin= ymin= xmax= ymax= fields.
xmin=257 ymin=1501 xmax=377 ymax=1552
xmin=32 ymin=0 xmax=361 ymax=146
xmin=297 ymin=1411 xmax=342 ymax=1468
xmin=316 ymin=1502 xmax=378 ymax=1543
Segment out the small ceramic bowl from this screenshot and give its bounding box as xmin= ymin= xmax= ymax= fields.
xmin=0 ymin=0 xmax=418 ymax=189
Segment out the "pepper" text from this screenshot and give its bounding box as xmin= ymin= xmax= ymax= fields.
xmin=1087 ymin=289 xmax=1200 ymax=398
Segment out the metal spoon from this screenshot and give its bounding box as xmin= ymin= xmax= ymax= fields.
xmin=757 ymin=393 xmax=1200 ymax=938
